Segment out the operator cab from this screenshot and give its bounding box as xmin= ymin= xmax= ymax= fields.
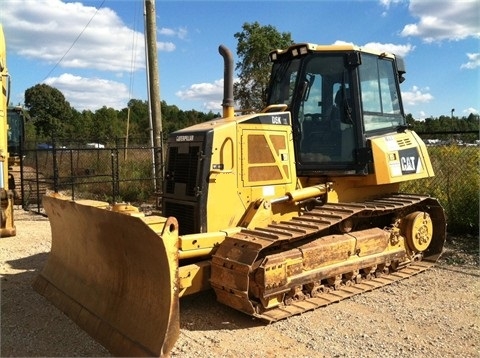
xmin=7 ymin=106 xmax=26 ymax=158
xmin=267 ymin=43 xmax=406 ymax=176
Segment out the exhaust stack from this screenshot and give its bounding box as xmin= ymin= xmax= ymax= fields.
xmin=218 ymin=45 xmax=234 ymax=118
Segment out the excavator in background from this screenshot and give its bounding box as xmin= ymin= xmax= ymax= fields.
xmin=34 ymin=41 xmax=446 ymax=357
xmin=6 ymin=106 xmax=26 ymax=168
xmin=0 ymin=24 xmax=16 ymax=237
xmin=7 ymin=105 xmax=28 ymax=205
xmin=6 ymin=105 xmax=46 ymax=207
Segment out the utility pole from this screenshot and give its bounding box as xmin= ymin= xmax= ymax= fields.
xmin=144 ymin=0 xmax=163 ymax=198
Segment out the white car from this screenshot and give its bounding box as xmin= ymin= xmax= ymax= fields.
xmin=86 ymin=143 xmax=105 ymax=149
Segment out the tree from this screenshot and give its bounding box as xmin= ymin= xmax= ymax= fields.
xmin=121 ymin=99 xmax=150 ymax=142
xmin=234 ymin=22 xmax=293 ymax=111
xmin=91 ymin=106 xmax=124 ymax=142
xmin=63 ymin=108 xmax=88 ymax=141
xmin=24 ymin=84 xmax=73 ymax=137
xmin=405 ymin=113 xmax=415 ymax=127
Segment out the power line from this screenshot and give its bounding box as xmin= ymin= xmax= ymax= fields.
xmin=42 ymin=0 xmax=107 ymax=82
xmin=128 ymin=1 xmax=141 ymax=102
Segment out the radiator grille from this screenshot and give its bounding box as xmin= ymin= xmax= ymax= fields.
xmin=164 ymin=201 xmax=196 ymax=235
xmin=165 ymin=145 xmax=200 ymax=197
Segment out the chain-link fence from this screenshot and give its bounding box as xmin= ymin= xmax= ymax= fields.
xmin=17 ymin=138 xmax=160 ymax=212
xmin=17 ymin=133 xmax=479 ymax=235
xmin=401 ymin=142 xmax=479 ymax=235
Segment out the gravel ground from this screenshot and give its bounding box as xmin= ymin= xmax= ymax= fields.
xmin=1 ymin=209 xmax=479 ymax=357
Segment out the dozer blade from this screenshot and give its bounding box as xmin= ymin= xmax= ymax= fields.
xmin=33 ymin=194 xmax=180 ymax=357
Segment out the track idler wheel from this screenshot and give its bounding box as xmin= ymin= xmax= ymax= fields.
xmin=402 ymin=211 xmax=433 ymax=253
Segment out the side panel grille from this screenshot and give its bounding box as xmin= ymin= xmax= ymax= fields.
xmin=163 ymin=200 xmax=196 ymax=235
xmin=397 ymin=138 xmax=412 ymax=147
xmin=163 ymin=131 xmax=212 ymax=234
xmin=165 ymin=145 xmax=200 ymax=197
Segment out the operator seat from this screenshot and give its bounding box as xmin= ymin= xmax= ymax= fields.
xmin=331 ymin=86 xmax=352 ymax=124
xmin=332 ymin=86 xmax=355 ymax=161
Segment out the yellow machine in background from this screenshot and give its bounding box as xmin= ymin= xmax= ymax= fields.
xmin=35 ymin=43 xmax=446 ymax=356
xmin=0 ymin=24 xmax=16 ymax=237
xmin=7 ymin=106 xmax=47 ymax=207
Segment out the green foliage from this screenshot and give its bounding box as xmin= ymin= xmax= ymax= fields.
xmin=24 ymin=84 xmax=73 ymax=137
xmin=121 ymin=99 xmax=150 ymax=143
xmin=234 ymin=22 xmax=294 ymax=111
xmin=401 ymin=145 xmax=480 ymax=234
xmin=161 ymin=101 xmax=219 ymax=135
xmin=408 ymin=113 xmax=480 ymax=143
xmin=117 ymin=157 xmax=155 ymax=203
xmin=23 ymin=87 xmax=219 ymax=144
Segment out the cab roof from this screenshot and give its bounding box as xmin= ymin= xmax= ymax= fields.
xmin=269 ymin=43 xmax=396 ymax=61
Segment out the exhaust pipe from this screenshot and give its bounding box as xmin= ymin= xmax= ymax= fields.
xmin=218 ymin=45 xmax=234 ymax=118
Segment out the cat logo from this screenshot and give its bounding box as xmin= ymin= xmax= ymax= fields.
xmin=401 ymin=156 xmax=416 ymax=171
xmin=399 ymin=148 xmax=420 ymax=174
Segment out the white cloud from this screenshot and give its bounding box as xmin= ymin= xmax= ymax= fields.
xmin=463 ymin=107 xmax=479 ymax=115
xmin=461 ymin=53 xmax=480 ymax=69
xmin=401 ymin=0 xmax=480 ymax=42
xmin=418 ymin=111 xmax=427 ymax=120
xmin=401 ymin=85 xmax=434 ymax=106
xmin=203 ymin=101 xmax=223 ymax=112
xmin=44 ymin=73 xmax=129 ymax=110
xmin=379 ymin=0 xmax=404 ymax=17
xmin=379 ymin=0 xmax=403 ymax=8
xmin=1 ymin=0 xmax=176 ymax=73
xmin=333 ymin=40 xmax=355 ymax=46
xmin=158 ymin=42 xmax=176 ymax=52
xmin=175 ymin=78 xmax=243 ymax=112
xmin=159 ymin=27 xmax=188 ymax=40
xmin=334 ymin=40 xmax=414 ymax=57
xmin=158 ymin=28 xmax=176 ymax=37
xmin=362 ymin=42 xmax=415 ymax=57
xmin=176 ymin=79 xmax=224 ymax=106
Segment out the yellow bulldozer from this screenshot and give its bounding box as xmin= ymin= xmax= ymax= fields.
xmin=0 ymin=24 xmax=16 ymax=238
xmin=34 ymin=42 xmax=446 ymax=356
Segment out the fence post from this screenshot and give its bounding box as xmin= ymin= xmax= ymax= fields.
xmin=52 ymin=136 xmax=59 ymax=195
xmin=19 ymin=135 xmax=25 ymax=208
xmin=69 ymin=147 xmax=75 ymax=200
xmin=111 ymin=148 xmax=119 ymax=203
xmin=33 ymin=141 xmax=41 ymax=212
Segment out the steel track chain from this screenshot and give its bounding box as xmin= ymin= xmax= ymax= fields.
xmin=254 ymin=260 xmax=433 ymax=321
xmin=211 ymin=194 xmax=445 ymax=321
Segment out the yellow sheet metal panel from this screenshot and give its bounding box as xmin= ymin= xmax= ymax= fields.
xmin=370 ymin=131 xmax=435 ymax=184
xmin=205 ymin=119 xmax=243 ymax=232
xmin=179 ymin=231 xmax=226 ymax=251
xmin=178 ymin=260 xmax=211 ymax=297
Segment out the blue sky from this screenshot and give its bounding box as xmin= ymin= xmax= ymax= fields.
xmin=1 ymin=0 xmax=479 ymax=119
